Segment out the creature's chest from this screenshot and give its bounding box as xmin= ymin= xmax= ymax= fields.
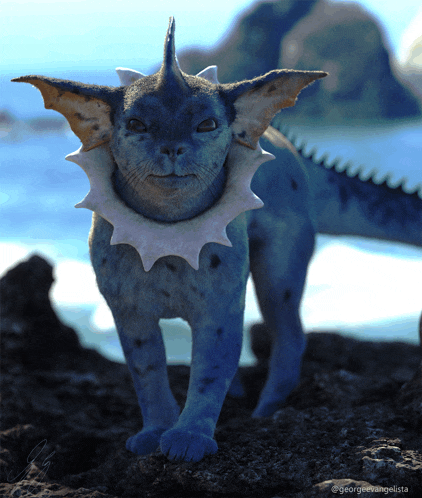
xmin=89 ymin=213 xmax=250 ymax=323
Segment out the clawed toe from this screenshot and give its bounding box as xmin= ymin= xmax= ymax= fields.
xmin=126 ymin=427 xmax=168 ymax=456
xmin=160 ymin=428 xmax=218 ymax=462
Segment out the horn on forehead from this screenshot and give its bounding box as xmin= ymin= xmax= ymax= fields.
xmin=158 ymin=17 xmax=186 ymax=89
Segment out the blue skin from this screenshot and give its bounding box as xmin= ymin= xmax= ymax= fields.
xmin=89 ymin=134 xmax=316 ymax=460
xmin=19 ymin=20 xmax=422 ymax=462
xmin=248 ymin=134 xmax=315 ymax=416
xmin=12 ymin=20 xmax=328 ymax=462
xmin=16 ymin=59 xmax=422 ymax=460
xmin=90 ymin=213 xmax=250 ymax=462
xmin=13 ymin=55 xmax=422 ymax=461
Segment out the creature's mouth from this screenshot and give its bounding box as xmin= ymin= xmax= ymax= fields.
xmin=147 ymin=173 xmax=196 ymax=189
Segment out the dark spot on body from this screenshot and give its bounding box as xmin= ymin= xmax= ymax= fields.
xmin=210 ymin=254 xmax=221 ymax=269
xmin=101 ymin=257 xmax=107 ymax=265
xmin=134 ymin=339 xmax=145 ymax=348
xmin=191 ymin=285 xmax=205 ymax=299
xmin=249 ymin=79 xmax=267 ymax=92
xmin=198 ymin=377 xmax=217 ymax=394
xmin=237 ymin=130 xmax=246 ymax=139
xmin=339 ymin=185 xmax=349 ymax=210
xmin=212 ymin=365 xmax=220 ymax=370
xmin=249 ymin=237 xmax=265 ymax=253
xmin=283 ymin=290 xmax=292 ymax=302
xmin=92 ymin=124 xmax=100 ymax=131
xmin=165 ymin=262 xmax=177 ymax=272
xmin=161 ymin=290 xmax=170 ymax=298
xmin=74 ymin=112 xmax=98 ymax=122
xmin=267 ymin=84 xmax=277 ymax=93
xmin=133 ymin=363 xmax=158 ymax=378
xmin=145 ymin=363 xmax=158 ymax=374
xmin=217 ymin=327 xmax=224 ymax=337
xmin=291 ymin=178 xmax=298 ymax=190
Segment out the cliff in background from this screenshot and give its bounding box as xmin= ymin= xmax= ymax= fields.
xmin=399 ymin=34 xmax=422 ymax=101
xmin=179 ymin=0 xmax=421 ymax=122
xmin=3 ymin=0 xmax=421 ymax=134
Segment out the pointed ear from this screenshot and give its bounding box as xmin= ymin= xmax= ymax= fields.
xmin=11 ymin=75 xmax=122 ymax=151
xmin=115 ymin=67 xmax=145 ymax=86
xmin=223 ymin=69 xmax=327 ymax=149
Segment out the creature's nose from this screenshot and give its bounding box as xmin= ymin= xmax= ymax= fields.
xmin=160 ymin=144 xmax=186 ymax=158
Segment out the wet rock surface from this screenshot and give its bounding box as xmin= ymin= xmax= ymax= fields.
xmin=1 ymin=255 xmax=421 ymax=497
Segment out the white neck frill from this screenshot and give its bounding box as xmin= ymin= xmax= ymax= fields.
xmin=65 ymin=66 xmax=275 ymax=271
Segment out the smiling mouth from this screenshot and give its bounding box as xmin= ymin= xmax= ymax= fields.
xmin=147 ymin=173 xmax=196 ymax=188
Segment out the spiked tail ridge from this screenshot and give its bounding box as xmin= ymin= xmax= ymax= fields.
xmin=264 ymin=126 xmax=422 ymax=248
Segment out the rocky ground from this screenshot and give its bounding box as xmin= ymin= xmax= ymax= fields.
xmin=1 ymin=255 xmax=421 ymax=497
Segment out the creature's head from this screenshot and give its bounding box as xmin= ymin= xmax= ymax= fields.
xmin=12 ymin=18 xmax=326 ymax=222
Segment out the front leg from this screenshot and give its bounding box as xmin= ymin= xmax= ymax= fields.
xmin=160 ymin=310 xmax=244 ymax=462
xmin=114 ymin=312 xmax=181 ymax=455
xmin=90 ymin=216 xmax=181 ymax=455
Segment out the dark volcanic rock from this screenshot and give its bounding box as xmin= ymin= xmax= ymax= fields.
xmin=180 ymin=0 xmax=421 ymax=122
xmin=1 ymin=255 xmax=421 ymax=498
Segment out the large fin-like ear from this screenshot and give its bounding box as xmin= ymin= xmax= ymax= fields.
xmin=222 ymin=69 xmax=328 ymax=149
xmin=11 ymin=75 xmax=122 ymax=151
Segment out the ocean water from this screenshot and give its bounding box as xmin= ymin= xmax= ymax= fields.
xmin=1 ymin=117 xmax=422 ymax=365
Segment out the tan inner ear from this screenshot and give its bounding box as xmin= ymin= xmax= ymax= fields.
xmin=233 ymin=71 xmax=326 ymax=149
xmin=19 ymin=77 xmax=112 ymax=151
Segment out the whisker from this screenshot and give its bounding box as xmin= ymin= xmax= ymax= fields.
xmin=191 ymin=161 xmax=222 ymax=201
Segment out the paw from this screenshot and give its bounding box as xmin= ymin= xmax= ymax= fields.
xmin=160 ymin=428 xmax=218 ymax=462
xmin=252 ymin=399 xmax=285 ymax=418
xmin=252 ymin=382 xmax=297 ymax=417
xmin=126 ymin=427 xmax=167 ymax=456
xmin=253 ymin=369 xmax=302 ymax=417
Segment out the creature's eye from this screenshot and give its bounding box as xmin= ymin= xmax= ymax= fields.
xmin=127 ymin=119 xmax=147 ymax=133
xmin=197 ymin=118 xmax=217 ymax=133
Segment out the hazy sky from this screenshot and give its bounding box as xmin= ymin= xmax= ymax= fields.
xmin=2 ymin=0 xmax=421 ymax=73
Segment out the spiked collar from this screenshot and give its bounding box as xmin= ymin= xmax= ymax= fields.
xmin=65 ymin=66 xmax=274 ymax=271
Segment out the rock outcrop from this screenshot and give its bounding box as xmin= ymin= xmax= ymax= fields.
xmin=1 ymin=255 xmax=421 ymax=497
xmin=398 ymin=34 xmax=422 ymax=101
xmin=179 ymin=0 xmax=421 ymax=122
xmin=179 ymin=0 xmax=318 ymax=83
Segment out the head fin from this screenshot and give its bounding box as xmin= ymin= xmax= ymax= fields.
xmin=158 ymin=17 xmax=186 ymax=91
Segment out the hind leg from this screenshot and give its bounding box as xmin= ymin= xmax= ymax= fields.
xmin=249 ymin=216 xmax=315 ymax=417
